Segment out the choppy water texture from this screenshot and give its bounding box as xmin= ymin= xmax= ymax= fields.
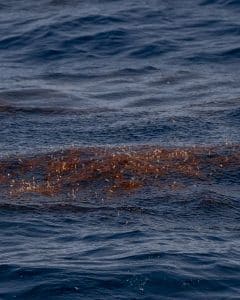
xmin=0 ymin=0 xmax=240 ymax=299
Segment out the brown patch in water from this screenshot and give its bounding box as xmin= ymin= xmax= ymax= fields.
xmin=0 ymin=145 xmax=239 ymax=198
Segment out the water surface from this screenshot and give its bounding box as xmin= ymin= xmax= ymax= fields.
xmin=0 ymin=0 xmax=240 ymax=299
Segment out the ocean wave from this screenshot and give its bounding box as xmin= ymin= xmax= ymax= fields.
xmin=1 ymin=0 xmax=239 ymax=65
xmin=200 ymin=0 xmax=240 ymax=8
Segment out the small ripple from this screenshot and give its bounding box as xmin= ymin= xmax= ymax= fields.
xmin=129 ymin=41 xmax=177 ymax=59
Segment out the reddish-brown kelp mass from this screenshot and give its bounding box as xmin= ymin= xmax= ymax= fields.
xmin=0 ymin=144 xmax=239 ymax=198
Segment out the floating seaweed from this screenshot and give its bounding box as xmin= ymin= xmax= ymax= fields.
xmin=0 ymin=144 xmax=239 ymax=198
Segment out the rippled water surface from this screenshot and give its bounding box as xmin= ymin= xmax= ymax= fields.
xmin=0 ymin=0 xmax=240 ymax=299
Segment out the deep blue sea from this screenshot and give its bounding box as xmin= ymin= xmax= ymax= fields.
xmin=0 ymin=1 xmax=240 ymax=299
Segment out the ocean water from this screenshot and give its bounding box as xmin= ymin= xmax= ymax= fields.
xmin=0 ymin=0 xmax=240 ymax=299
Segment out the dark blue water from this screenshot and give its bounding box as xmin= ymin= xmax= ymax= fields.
xmin=0 ymin=1 xmax=240 ymax=299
